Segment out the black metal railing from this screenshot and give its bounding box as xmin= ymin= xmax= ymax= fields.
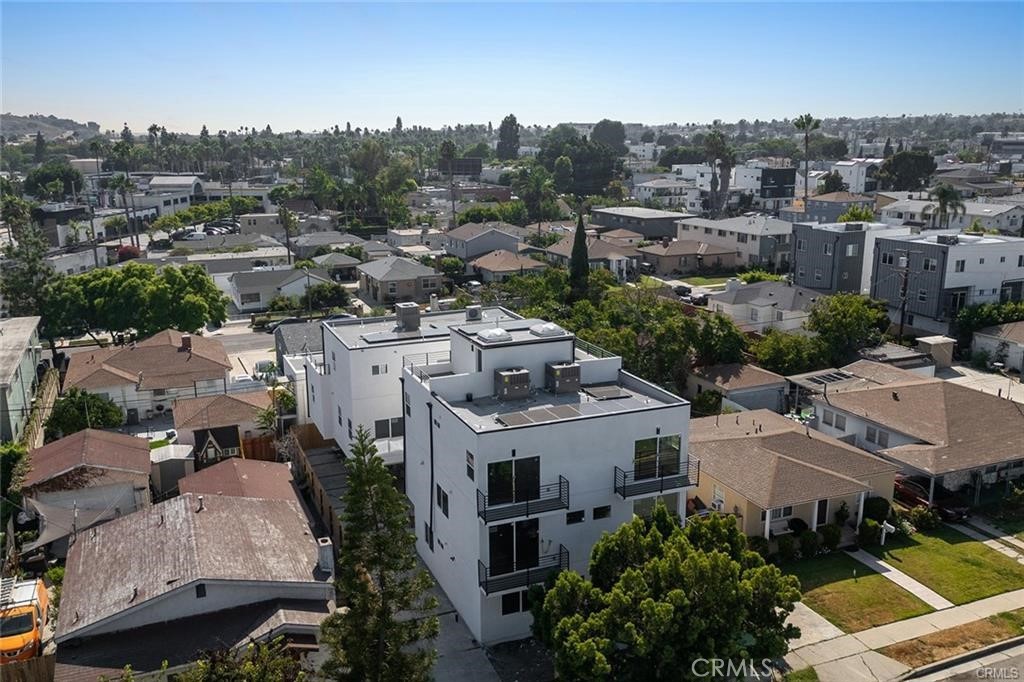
xmin=614 ymin=457 xmax=699 ymax=499
xmin=476 ymin=476 xmax=570 ymax=523
xmin=478 ymin=545 xmax=569 ymax=594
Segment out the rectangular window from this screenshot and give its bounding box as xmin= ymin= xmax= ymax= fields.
xmin=195 ymin=584 xmax=206 ymax=599
xmin=436 ymin=485 xmax=449 ymax=518
xmin=834 ymin=414 xmax=847 ymax=431
xmin=797 ymin=239 xmax=806 ymax=252
xmin=501 ymin=590 xmax=531 ymax=615
xmin=770 ymin=506 xmax=793 ymax=520
xmin=814 ymin=269 xmax=823 ymax=282
xmin=918 ymin=289 xmax=927 ymax=303
xmin=980 ymin=258 xmax=985 ymax=264
xmin=338 ymin=405 xmax=343 ymax=427
xmin=750 ymin=308 xmax=759 ymax=322
xmin=423 ymin=522 xmax=433 ymax=550
xmin=822 ymin=410 xmax=834 ymax=426
xmin=593 ymin=505 xmax=611 ymax=520
xmin=466 ymin=451 xmax=475 ymax=480
xmin=877 ymin=430 xmax=889 ymax=448
xmin=566 ymin=510 xmax=585 ymax=525
xmin=404 ymin=391 xmax=411 ymax=417
xmin=881 ymin=252 xmax=894 ymax=265
xmin=1018 ymin=255 xmax=1023 ymax=267
xmin=797 ymin=267 xmax=806 ymax=278
xmin=347 ymin=418 xmax=353 ymax=440
xmin=240 ymin=292 xmax=261 ymax=304
xmin=372 ymin=364 xmax=388 ymax=376
xmin=866 ymin=426 xmax=877 ymax=443
xmin=955 ymin=259 xmax=965 ymax=272
xmin=923 ymin=257 xmax=937 ymax=272
xmin=823 ymin=242 xmax=833 ymax=256
xmin=845 ymin=243 xmax=859 ymax=257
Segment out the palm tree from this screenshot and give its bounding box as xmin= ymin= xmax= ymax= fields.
xmin=703 ymin=130 xmax=735 ymax=218
xmin=928 ymin=183 xmax=965 ymax=229
xmin=439 ymin=139 xmax=457 ymax=225
xmin=108 ymin=173 xmax=137 ymax=247
xmin=88 ymin=137 xmax=109 ymax=178
xmin=512 ymin=166 xmax=555 ymax=223
xmin=794 ymin=113 xmax=822 ymax=203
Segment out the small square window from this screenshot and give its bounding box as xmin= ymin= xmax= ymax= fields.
xmin=834 ymin=414 xmax=847 ymax=431
xmin=195 ymin=583 xmax=207 ymax=599
xmin=501 ymin=592 xmax=521 ymax=615
xmin=436 ymin=485 xmax=449 ymax=518
xmin=566 ymin=510 xmax=585 ymax=525
xmin=593 ymin=505 xmax=611 ymax=520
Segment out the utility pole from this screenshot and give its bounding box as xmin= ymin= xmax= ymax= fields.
xmin=895 ymin=248 xmax=922 ymax=345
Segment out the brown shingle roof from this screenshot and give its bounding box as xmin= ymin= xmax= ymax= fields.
xmin=173 ymin=390 xmax=272 ymax=430
xmin=690 ymin=410 xmax=897 ymax=508
xmin=637 ymin=240 xmax=735 ymax=258
xmin=469 ymin=249 xmax=547 ymax=274
xmin=65 ymin=330 xmax=231 ymax=392
xmin=178 ymin=459 xmax=298 ymax=502
xmin=546 ymin=235 xmax=638 ymax=261
xmin=810 ymin=191 xmax=874 ymax=203
xmin=446 ymin=221 xmax=525 ymax=241
xmin=57 ymin=494 xmax=325 ymax=642
xmin=692 ymin=363 xmax=786 ymax=391
xmin=23 ymin=429 xmax=150 ymax=489
xmin=817 ymin=382 xmax=1024 ymax=475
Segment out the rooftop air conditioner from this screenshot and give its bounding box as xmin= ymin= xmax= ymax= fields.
xmin=494 ymin=368 xmax=530 ymax=401
xmin=545 ymin=361 xmax=581 ymax=394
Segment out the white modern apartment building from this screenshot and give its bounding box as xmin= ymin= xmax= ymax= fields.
xmin=870 ymin=232 xmax=1024 ymax=334
xmin=878 ymin=199 xmax=1024 ymax=234
xmin=633 ymin=178 xmax=700 ymax=209
xmin=304 ymin=305 xmax=520 ymax=465
xmin=402 ymin=317 xmax=695 ymax=643
xmin=831 ymin=158 xmax=884 ymax=194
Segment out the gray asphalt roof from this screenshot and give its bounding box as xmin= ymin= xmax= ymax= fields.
xmin=0 ymin=316 xmax=40 ymax=387
xmin=229 ymin=268 xmax=330 ymax=288
xmin=356 ymin=256 xmax=437 ymax=280
xmin=709 ymin=281 xmax=821 ymax=312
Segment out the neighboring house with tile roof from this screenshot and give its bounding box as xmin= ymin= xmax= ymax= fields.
xmin=545 ymin=235 xmax=639 ymax=281
xmin=443 ymin=221 xmax=526 ymax=260
xmin=64 ymin=330 xmax=232 ymax=418
xmin=636 ymin=239 xmax=737 ymax=276
xmin=178 ymin=459 xmax=299 ymax=504
xmin=22 ymin=429 xmax=151 ymax=520
xmin=54 ymin=494 xmax=335 ymax=679
xmin=973 ymin=321 xmax=1024 ymax=372
xmin=686 ymin=363 xmax=787 ymax=413
xmin=688 ymin=409 xmax=898 ymax=538
xmin=356 ymin=256 xmax=441 ymax=304
xmin=811 ymin=379 xmax=1024 ymax=497
xmin=589 ymin=206 xmax=691 ymax=239
xmin=228 ymin=267 xmax=333 ymax=312
xmin=173 ymin=390 xmax=272 ymax=468
xmin=468 ymin=249 xmax=547 ymax=283
xmin=709 ymin=279 xmax=822 ymax=332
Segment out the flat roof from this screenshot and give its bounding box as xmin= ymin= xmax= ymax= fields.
xmin=0 ymin=316 xmax=39 ymax=386
xmin=592 ymin=206 xmax=688 ymax=219
xmin=325 ymin=306 xmax=519 ymax=349
xmin=441 ymin=376 xmax=680 ymax=433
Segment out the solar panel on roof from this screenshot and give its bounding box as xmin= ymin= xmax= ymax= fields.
xmin=497 ymin=412 xmax=531 ymax=427
xmin=524 ymin=408 xmax=558 ymax=423
xmin=549 ymin=405 xmax=581 ymax=419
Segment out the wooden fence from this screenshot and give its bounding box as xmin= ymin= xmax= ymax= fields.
xmin=2 ymin=654 xmax=55 ymax=682
xmin=21 ymin=369 xmax=59 ymax=450
xmin=242 ymin=433 xmax=277 ymax=461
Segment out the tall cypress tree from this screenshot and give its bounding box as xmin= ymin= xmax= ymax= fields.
xmin=569 ymin=213 xmax=590 ymax=302
xmin=320 ymin=426 xmax=438 ymax=682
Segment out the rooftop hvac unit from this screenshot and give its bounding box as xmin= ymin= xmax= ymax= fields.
xmin=466 ymin=305 xmax=482 ymax=321
xmin=545 ymin=362 xmax=581 ymax=394
xmin=495 ymin=368 xmax=530 ymax=401
xmin=395 ymin=301 xmax=420 ymax=332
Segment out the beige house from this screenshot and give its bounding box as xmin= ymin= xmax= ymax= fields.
xmin=636 ymin=240 xmax=737 ymax=276
xmin=686 ymin=363 xmax=787 ymax=413
xmin=688 ymin=410 xmax=898 ymax=538
xmin=356 ymin=256 xmax=441 ymax=305
xmin=469 ymin=249 xmax=546 ymax=283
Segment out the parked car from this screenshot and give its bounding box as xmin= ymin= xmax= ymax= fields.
xmin=324 ymin=313 xmax=357 ymax=322
xmin=687 ymin=293 xmax=709 ymax=306
xmin=673 ymin=285 xmax=692 ymax=297
xmin=0 ymin=577 xmax=49 ymax=663
xmin=894 ymin=475 xmax=970 ymax=521
xmin=182 ymin=231 xmax=208 ymax=241
xmin=465 ymin=280 xmax=482 ymax=293
xmin=265 ymin=317 xmax=304 ymax=333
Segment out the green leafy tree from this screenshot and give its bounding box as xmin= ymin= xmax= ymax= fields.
xmin=640 ymin=130 xmax=655 ymax=144
xmin=24 ymin=161 xmax=84 ymax=199
xmin=171 ymin=637 xmax=305 ymax=682
xmin=794 ymin=114 xmax=821 ymax=203
xmin=568 ymin=213 xmax=590 ymax=303
xmin=806 ymin=293 xmax=889 ymax=366
xmin=532 ymin=507 xmax=800 ymax=681
xmin=45 ymin=388 xmax=124 ymax=440
xmin=738 ymin=269 xmax=783 ymax=283
xmin=691 ymin=388 xmax=724 ymax=416
xmin=538 ymin=124 xmax=618 ymax=196
xmin=752 ymin=330 xmax=828 ymax=376
xmin=928 ymin=183 xmax=965 ymax=229
xmin=33 ymin=131 xmax=45 ymax=163
xmin=320 ymin=426 xmax=439 ymax=682
xmin=1 ymin=443 xmax=27 ymax=526
xmin=589 ymin=119 xmax=627 ymax=155
xmin=512 ymin=166 xmax=557 ymax=222
xmin=437 ymin=256 xmax=465 ymax=280
xmin=819 ymin=170 xmax=847 ymax=194
xmin=553 ymin=155 xmax=574 ymax=193
xmin=496 ymin=114 xmax=520 ymax=161
xmin=301 ymin=282 xmax=351 ymax=311
xmin=836 ymin=205 xmax=876 ymax=222
xmin=691 ymin=312 xmax=747 ymax=367
xmin=878 ymin=150 xmax=937 ymax=191
xmin=0 ymin=221 xmax=56 ymax=320
xmin=953 ymin=300 xmax=1024 ymax=346
xmin=657 ymin=145 xmax=704 ymax=168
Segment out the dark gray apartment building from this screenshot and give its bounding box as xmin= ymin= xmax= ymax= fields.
xmin=791 ymin=222 xmax=910 ymax=294
xmin=589 ymin=206 xmax=691 ymax=239
xmin=780 ymin=192 xmax=875 ymax=224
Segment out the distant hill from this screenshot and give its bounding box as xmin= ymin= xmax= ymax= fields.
xmin=1 ymin=112 xmax=102 ymax=141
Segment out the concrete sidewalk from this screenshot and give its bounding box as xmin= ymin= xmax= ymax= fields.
xmin=950 ymin=522 xmax=1024 ymax=565
xmin=967 ymin=516 xmax=1024 ymax=554
xmin=846 ymin=549 xmax=954 ymax=610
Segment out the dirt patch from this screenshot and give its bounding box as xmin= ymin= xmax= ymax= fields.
xmin=485 ymin=637 xmax=555 ymax=682
xmin=880 ymin=609 xmax=1024 ymax=668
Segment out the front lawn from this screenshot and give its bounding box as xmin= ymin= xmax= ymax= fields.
xmin=989 ymin=515 xmax=1024 ymax=542
xmin=680 ymin=274 xmax=737 ymax=286
xmin=868 ymin=525 xmax=1024 ymax=604
xmin=785 ymin=553 xmax=933 ymax=633
xmin=783 ymin=668 xmax=819 ymax=682
xmin=880 ymin=608 xmax=1024 ymax=668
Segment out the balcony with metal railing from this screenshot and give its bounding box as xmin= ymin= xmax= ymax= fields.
xmin=476 ymin=476 xmax=570 ymax=524
xmin=478 ymin=545 xmax=569 ymax=595
xmin=614 ymin=457 xmax=699 ymax=499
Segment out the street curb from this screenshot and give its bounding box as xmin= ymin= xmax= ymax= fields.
xmin=898 ymin=634 xmax=1024 ymax=679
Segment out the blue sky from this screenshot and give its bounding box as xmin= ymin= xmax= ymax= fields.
xmin=3 ymin=2 xmax=1022 ymax=134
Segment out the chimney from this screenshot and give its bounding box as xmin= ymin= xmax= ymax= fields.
xmin=430 ymin=293 xmax=439 ymax=312
xmin=317 ymin=537 xmax=335 ymax=578
xmin=724 ymin=278 xmax=742 ymax=293
xmin=395 ymin=301 xmax=420 ymax=332
xmin=180 ymin=333 xmax=192 ymax=352
xmin=196 ymin=495 xmax=205 ymax=512
xmin=661 ymin=236 xmax=671 ymax=248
